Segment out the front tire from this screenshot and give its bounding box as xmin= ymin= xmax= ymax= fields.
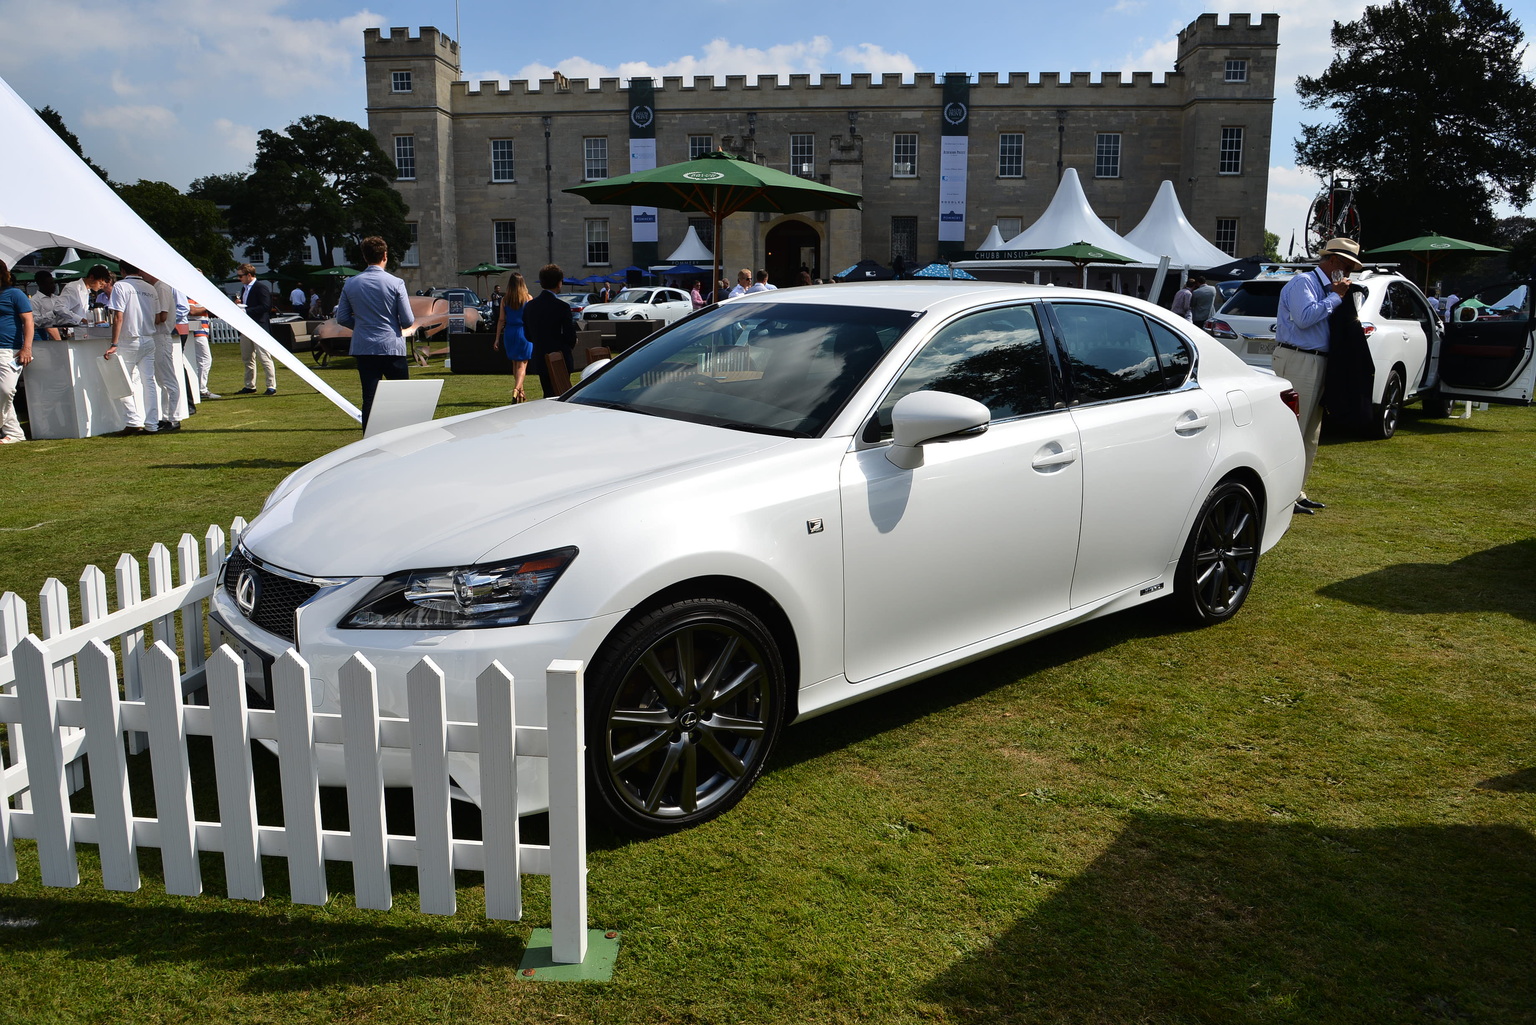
xmin=587 ymin=598 xmax=786 ymax=834
xmin=1370 ymin=369 xmax=1405 ymax=439
xmin=1174 ymin=480 xmax=1261 ymax=626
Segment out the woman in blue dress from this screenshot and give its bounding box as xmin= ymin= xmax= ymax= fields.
xmin=492 ymin=271 xmax=534 ymax=402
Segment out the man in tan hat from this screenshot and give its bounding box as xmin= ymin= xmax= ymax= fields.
xmin=1273 ymin=236 xmax=1363 ymax=515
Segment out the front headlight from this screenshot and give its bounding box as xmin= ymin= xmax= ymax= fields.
xmin=340 ymin=547 xmax=578 ymax=629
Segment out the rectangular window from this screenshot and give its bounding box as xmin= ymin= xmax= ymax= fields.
xmin=491 ymin=139 xmax=515 ymax=182
xmin=402 ymin=223 xmax=419 ymax=267
xmin=998 ymin=133 xmax=1024 ymax=177
xmin=394 ymin=135 xmax=416 ymax=180
xmin=391 ymin=70 xmax=412 ymax=93
xmin=1094 ymin=133 xmax=1120 ymax=178
xmin=1219 ymin=126 xmax=1244 ymax=175
xmin=688 ymin=216 xmax=715 ymax=253
xmin=586 ymin=218 xmax=610 ymax=265
xmin=1225 ymin=59 xmax=1248 ymax=82
xmin=790 ymin=133 xmax=815 ymax=177
xmin=893 ymin=134 xmax=918 ymax=177
xmin=584 ymin=137 xmax=608 ymax=180
xmin=891 ymin=216 xmax=918 ymax=264
xmin=1215 ymin=218 xmax=1238 ymax=256
xmin=689 ymin=135 xmax=713 ymax=159
xmin=996 ymin=217 xmax=1022 ymax=240
xmin=493 ymin=220 xmax=517 ymax=266
xmin=1100 ymin=216 xmax=1119 ymax=232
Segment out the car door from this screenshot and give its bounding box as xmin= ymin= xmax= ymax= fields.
xmin=1045 ymin=301 xmax=1221 ymax=608
xmin=653 ymin=289 xmax=691 ymax=322
xmin=1368 ymin=281 xmax=1434 ymax=396
xmin=1439 ymin=282 xmax=1536 ymax=405
xmin=840 ymin=303 xmax=1082 ymax=683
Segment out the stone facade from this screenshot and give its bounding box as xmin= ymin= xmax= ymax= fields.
xmin=363 ymin=14 xmax=1278 ymax=291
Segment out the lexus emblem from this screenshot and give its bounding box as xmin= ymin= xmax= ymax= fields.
xmin=235 ymin=568 xmax=261 ymax=617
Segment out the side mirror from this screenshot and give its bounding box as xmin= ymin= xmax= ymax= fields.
xmin=886 ymin=391 xmax=991 ymax=469
xmin=583 ymin=358 xmax=612 ymax=376
xmin=1455 ymin=306 xmax=1479 ymax=323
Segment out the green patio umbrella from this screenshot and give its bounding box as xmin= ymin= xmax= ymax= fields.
xmin=309 ymin=266 xmax=361 ymax=278
xmin=54 ymin=256 xmax=120 ymax=276
xmin=565 ymin=150 xmax=862 ymax=296
xmin=459 ymin=261 xmax=510 ymax=291
xmin=1025 ymin=241 xmax=1137 ymax=287
xmin=1364 ymin=232 xmax=1506 ymax=289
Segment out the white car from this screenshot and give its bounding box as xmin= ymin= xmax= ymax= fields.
xmin=212 ymin=283 xmax=1305 ymax=834
xmin=1205 ymin=267 xmax=1442 ymax=438
xmin=1440 ymin=280 xmax=1536 ymax=407
xmin=580 ymin=286 xmax=694 ymax=324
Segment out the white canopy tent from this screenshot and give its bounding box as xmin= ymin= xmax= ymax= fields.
xmin=976 ymin=225 xmax=1007 ymax=252
xmin=0 ymin=74 xmax=360 ymax=422
xmin=998 ymin=169 xmax=1160 ymax=264
xmin=662 ymin=225 xmax=714 ymax=265
xmin=1123 ymin=180 xmax=1233 ymax=269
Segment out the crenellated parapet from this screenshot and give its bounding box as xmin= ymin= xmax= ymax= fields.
xmin=362 ymin=25 xmax=459 ymax=62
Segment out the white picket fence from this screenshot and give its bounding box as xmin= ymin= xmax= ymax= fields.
xmin=0 ymin=522 xmax=592 ymax=966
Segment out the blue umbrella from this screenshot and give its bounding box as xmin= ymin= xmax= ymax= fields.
xmin=664 ymin=263 xmax=709 ymax=277
xmin=911 ymin=262 xmax=978 ymax=280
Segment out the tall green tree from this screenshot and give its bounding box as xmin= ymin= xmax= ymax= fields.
xmin=115 ymin=180 xmax=234 ymax=277
xmin=192 ymin=115 xmax=409 ymax=269
xmin=34 ymin=105 xmax=112 ymax=184
xmin=1294 ymin=0 xmax=1536 ymax=246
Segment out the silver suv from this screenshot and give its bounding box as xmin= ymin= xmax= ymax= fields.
xmin=1205 ymin=266 xmax=1442 ymax=439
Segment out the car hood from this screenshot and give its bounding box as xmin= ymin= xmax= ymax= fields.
xmin=242 ymin=401 xmax=790 ymax=576
xmin=582 ymin=302 xmax=650 ymax=316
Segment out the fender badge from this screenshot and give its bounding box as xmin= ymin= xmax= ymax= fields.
xmin=807 ymin=518 xmax=824 ymax=534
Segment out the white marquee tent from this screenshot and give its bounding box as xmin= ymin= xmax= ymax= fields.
xmin=1123 ymin=180 xmax=1233 ymax=269
xmin=0 ymin=74 xmax=360 ymax=422
xmin=997 ymin=169 xmax=1160 ymax=264
xmin=663 ymin=226 xmax=714 ymax=264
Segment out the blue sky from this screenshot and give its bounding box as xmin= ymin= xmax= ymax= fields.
xmin=1 ymin=0 xmax=1529 ymax=248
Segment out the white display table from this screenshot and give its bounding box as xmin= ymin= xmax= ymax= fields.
xmin=26 ymin=327 xmax=194 ymax=439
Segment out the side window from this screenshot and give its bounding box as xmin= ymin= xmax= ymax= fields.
xmin=1147 ymin=321 xmax=1193 ymax=386
xmin=1052 ymin=303 xmax=1170 ymax=403
xmin=1377 ymin=285 xmax=1401 ymax=321
xmin=874 ymin=305 xmax=1053 ymax=438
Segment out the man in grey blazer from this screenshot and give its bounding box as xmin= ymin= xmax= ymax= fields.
xmin=335 ymin=236 xmax=415 ymax=429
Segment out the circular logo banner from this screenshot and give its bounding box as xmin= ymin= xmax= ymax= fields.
xmin=944 ymin=102 xmax=968 ymax=126
xmin=630 ymin=105 xmax=654 ymax=129
xmin=684 ymin=171 xmax=726 ymax=180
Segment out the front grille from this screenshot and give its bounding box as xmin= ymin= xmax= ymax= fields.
xmin=584 ymin=311 xmax=610 ymax=321
xmin=222 ymin=547 xmax=321 ymax=643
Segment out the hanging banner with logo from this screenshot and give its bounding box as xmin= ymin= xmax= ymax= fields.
xmin=628 ymin=79 xmax=658 ymax=260
xmin=938 ymin=73 xmax=970 ymax=255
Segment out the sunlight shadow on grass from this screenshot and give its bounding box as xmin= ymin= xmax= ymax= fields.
xmin=1317 ymin=540 xmax=1536 ymax=622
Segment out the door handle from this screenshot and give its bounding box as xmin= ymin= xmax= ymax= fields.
xmin=1031 ymin=442 xmax=1078 ymax=470
xmin=1174 ymin=412 xmax=1210 ymax=435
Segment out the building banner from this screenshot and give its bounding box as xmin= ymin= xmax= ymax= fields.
xmin=938 ymin=74 xmax=970 ymax=253
xmin=628 ymin=79 xmax=658 ymax=248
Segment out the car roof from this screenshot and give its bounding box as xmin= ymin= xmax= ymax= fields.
xmin=719 ymin=280 xmax=1187 ymax=322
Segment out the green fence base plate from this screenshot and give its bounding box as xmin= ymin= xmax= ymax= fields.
xmin=515 ymin=929 xmax=620 ymax=982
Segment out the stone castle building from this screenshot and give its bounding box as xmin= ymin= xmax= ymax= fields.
xmin=363 ymin=13 xmax=1277 ymax=290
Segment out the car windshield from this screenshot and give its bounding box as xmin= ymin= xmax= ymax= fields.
xmin=1217 ymin=281 xmax=1284 ymax=318
xmin=565 ymin=301 xmax=918 ymax=436
xmin=614 ymin=289 xmax=650 ymax=303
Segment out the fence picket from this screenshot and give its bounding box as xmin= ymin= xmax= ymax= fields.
xmin=79 ymin=565 xmax=110 ymax=624
xmin=476 ymin=660 xmax=521 ymax=921
xmin=207 ymin=645 xmax=263 ymax=900
xmin=39 ymin=578 xmax=85 ymax=793
xmin=176 ymin=535 xmax=206 ymax=681
xmin=273 ymin=649 xmax=327 ymax=906
xmin=0 ymin=592 xmax=29 ymax=811
xmin=15 ymin=636 xmax=78 ymax=887
xmin=148 ymin=544 xmax=177 ymax=661
xmin=545 ymin=660 xmax=588 ymax=965
xmin=116 ymin=553 xmax=147 ymax=754
xmin=204 ymin=524 xmax=227 ymax=581
xmin=78 ymin=640 xmax=140 ymax=891
xmin=407 ymin=657 xmax=455 ymax=916
xmin=144 ymin=641 xmax=201 ymax=896
xmin=340 ymin=653 xmax=391 ymax=911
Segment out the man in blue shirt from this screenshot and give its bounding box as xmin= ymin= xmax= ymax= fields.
xmin=335 ymin=236 xmax=415 ymax=429
xmin=1273 ymin=237 xmax=1363 ymax=515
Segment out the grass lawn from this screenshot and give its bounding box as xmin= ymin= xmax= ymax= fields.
xmin=1 ymin=354 xmax=1533 ymax=1024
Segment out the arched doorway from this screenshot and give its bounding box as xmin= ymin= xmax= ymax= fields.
xmin=764 ymin=220 xmax=821 ymax=287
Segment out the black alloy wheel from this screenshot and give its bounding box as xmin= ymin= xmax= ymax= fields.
xmin=587 ymin=598 xmax=786 ymax=834
xmin=1175 ymin=480 xmax=1261 ymax=625
xmin=1371 ymin=369 xmax=1405 ymax=439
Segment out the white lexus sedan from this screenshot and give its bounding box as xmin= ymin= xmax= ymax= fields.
xmin=212 ymin=283 xmax=1305 ymax=834
xmin=580 ymin=286 xmax=694 ymax=324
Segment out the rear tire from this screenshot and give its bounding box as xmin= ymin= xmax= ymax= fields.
xmin=1174 ymin=480 xmax=1261 ymax=626
xmin=1370 ymin=369 xmax=1404 ymax=439
xmin=586 ymin=598 xmax=786 ymax=834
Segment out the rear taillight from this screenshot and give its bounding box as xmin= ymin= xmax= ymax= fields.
xmin=1208 ymin=319 xmax=1238 ymax=340
xmin=1280 ymin=388 xmax=1300 ymax=417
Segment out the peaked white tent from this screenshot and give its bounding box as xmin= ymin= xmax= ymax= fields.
xmin=1000 ymin=169 xmax=1159 ymax=264
xmin=976 ymin=225 xmax=1007 ymax=252
xmin=0 ymin=74 xmax=360 ymax=422
xmin=1123 ymin=180 xmax=1233 ymax=268
xmin=663 ymin=225 xmax=714 ymax=264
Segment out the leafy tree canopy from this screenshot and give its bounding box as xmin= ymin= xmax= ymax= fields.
xmin=1294 ymin=0 xmax=1536 ymax=246
xmin=115 ymin=180 xmax=234 ymax=278
xmin=35 ymin=105 xmax=112 ymax=184
xmin=192 ymin=115 xmax=410 ymax=270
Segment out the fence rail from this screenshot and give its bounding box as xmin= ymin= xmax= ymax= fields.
xmin=0 ymin=523 xmax=592 ymax=967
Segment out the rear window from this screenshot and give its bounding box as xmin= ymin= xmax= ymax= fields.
xmin=1217 ymin=281 xmax=1284 ymax=318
